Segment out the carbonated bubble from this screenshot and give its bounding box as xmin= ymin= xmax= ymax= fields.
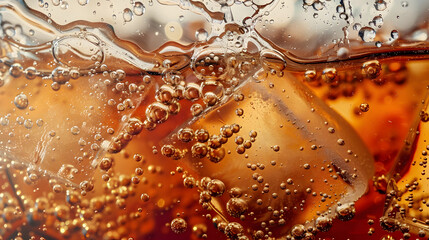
xmin=146 ymin=103 xmax=169 ymax=124
xmin=226 ymin=198 xmax=248 ymax=218
xmin=14 ymin=93 xmax=29 ymax=109
xmin=225 ymin=222 xmax=244 ymax=239
xmin=70 ymin=126 xmax=80 ymax=135
xmin=133 ymin=2 xmax=145 ymax=16
xmin=360 ymin=103 xmax=370 ymax=112
xmin=362 ymin=60 xmax=381 ymax=79
xmin=24 ymin=67 xmax=37 ymax=80
xmin=336 ymin=203 xmax=356 ymax=221
xmin=315 ymin=216 xmax=333 ymax=232
xmin=52 ymin=67 xmax=71 ymax=84
xmin=52 ymin=0 xmax=61 ymax=6
xmin=391 ymin=30 xmax=399 ymax=40
xmin=24 ymin=119 xmax=33 ymax=129
xmin=78 ymin=0 xmax=88 ymax=6
xmin=123 ymin=8 xmax=133 ymax=22
xmin=374 ymin=0 xmax=387 ymax=11
xmin=171 ymin=218 xmax=187 ymax=234
xmin=99 ymin=157 xmax=113 ymax=171
xmin=196 ymin=29 xmax=209 ymax=42
xmin=207 ymin=179 xmax=226 ymax=196
xmin=358 ymin=27 xmax=376 ymax=42
xmin=9 ymin=63 xmax=23 ymax=77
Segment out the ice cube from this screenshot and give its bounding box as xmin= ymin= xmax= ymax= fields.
xmin=382 ymin=93 xmax=429 ymax=236
xmin=163 ymin=71 xmax=374 ymax=238
xmin=0 ymin=68 xmax=150 ymax=185
xmin=0 ymin=3 xmax=161 ymax=186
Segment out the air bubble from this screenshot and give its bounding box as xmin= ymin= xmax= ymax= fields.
xmin=70 ymin=126 xmax=80 ymax=135
xmin=9 ymin=63 xmax=23 ymax=78
xmin=353 ymin=23 xmax=362 ymax=31
xmin=191 ymin=104 xmax=204 ymax=116
xmin=362 ymin=60 xmax=381 ymax=79
xmin=391 ymin=30 xmax=399 ymax=40
xmin=183 ymin=176 xmax=196 ymax=188
xmin=336 ymin=203 xmax=355 ymax=221
xmin=78 ymin=0 xmax=88 ymax=5
xmin=35 ymin=119 xmax=43 ymax=127
xmin=208 ymin=147 xmax=225 ymax=163
xmin=291 ymin=224 xmax=306 ymax=238
xmin=123 ymin=8 xmax=133 ymax=22
xmin=358 ymin=27 xmax=376 ymax=42
xmin=141 ymin=193 xmax=150 ymax=202
xmin=53 ymin=184 xmax=64 ymax=193
xmin=184 ymin=83 xmax=201 ymax=100
xmin=161 ymin=145 xmax=175 ymax=157
xmin=195 ymin=129 xmax=210 ymax=142
xmin=312 ymin=1 xmax=324 ymax=11
xmin=171 ymin=218 xmax=187 ymax=234
xmin=196 ymin=29 xmax=209 ymax=42
xmin=374 ymin=0 xmax=387 ymax=11
xmin=315 ymin=216 xmax=333 ymax=232
xmin=14 ymin=93 xmax=29 ymax=109
xmin=132 ymin=2 xmax=145 ymax=16
xmin=25 ymin=67 xmax=37 ymax=80
xmin=16 ymin=116 xmax=24 ymax=125
xmin=226 ymin=198 xmax=248 ymax=218
xmin=373 ymin=16 xmax=383 ymax=28
xmin=178 ymin=128 xmax=194 ymax=142
xmin=125 ymin=118 xmax=143 ymax=135
xmin=146 ymin=103 xmax=169 ymax=124
xmin=52 ymin=67 xmax=71 ymax=84
xmin=225 ymin=222 xmax=244 ymax=238
xmin=207 ymin=179 xmax=225 ymax=197
xmin=337 ymin=47 xmax=349 ymax=59
xmin=336 ymin=5 xmax=345 ymax=13
xmin=99 ymin=157 xmax=113 ymax=171
xmin=24 ymin=119 xmax=33 ymax=129
xmin=60 ymin=1 xmax=68 ymax=9
xmin=360 ymin=103 xmax=370 ymax=112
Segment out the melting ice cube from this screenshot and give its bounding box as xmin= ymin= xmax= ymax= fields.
xmin=165 ymin=71 xmax=374 ymax=238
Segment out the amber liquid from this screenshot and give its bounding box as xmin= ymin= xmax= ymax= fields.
xmin=1 ymin=52 xmax=429 ymax=240
xmin=1 ymin=1 xmax=429 ymax=240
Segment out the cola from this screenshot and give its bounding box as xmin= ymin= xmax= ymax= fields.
xmin=0 ymin=0 xmax=429 ymax=239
